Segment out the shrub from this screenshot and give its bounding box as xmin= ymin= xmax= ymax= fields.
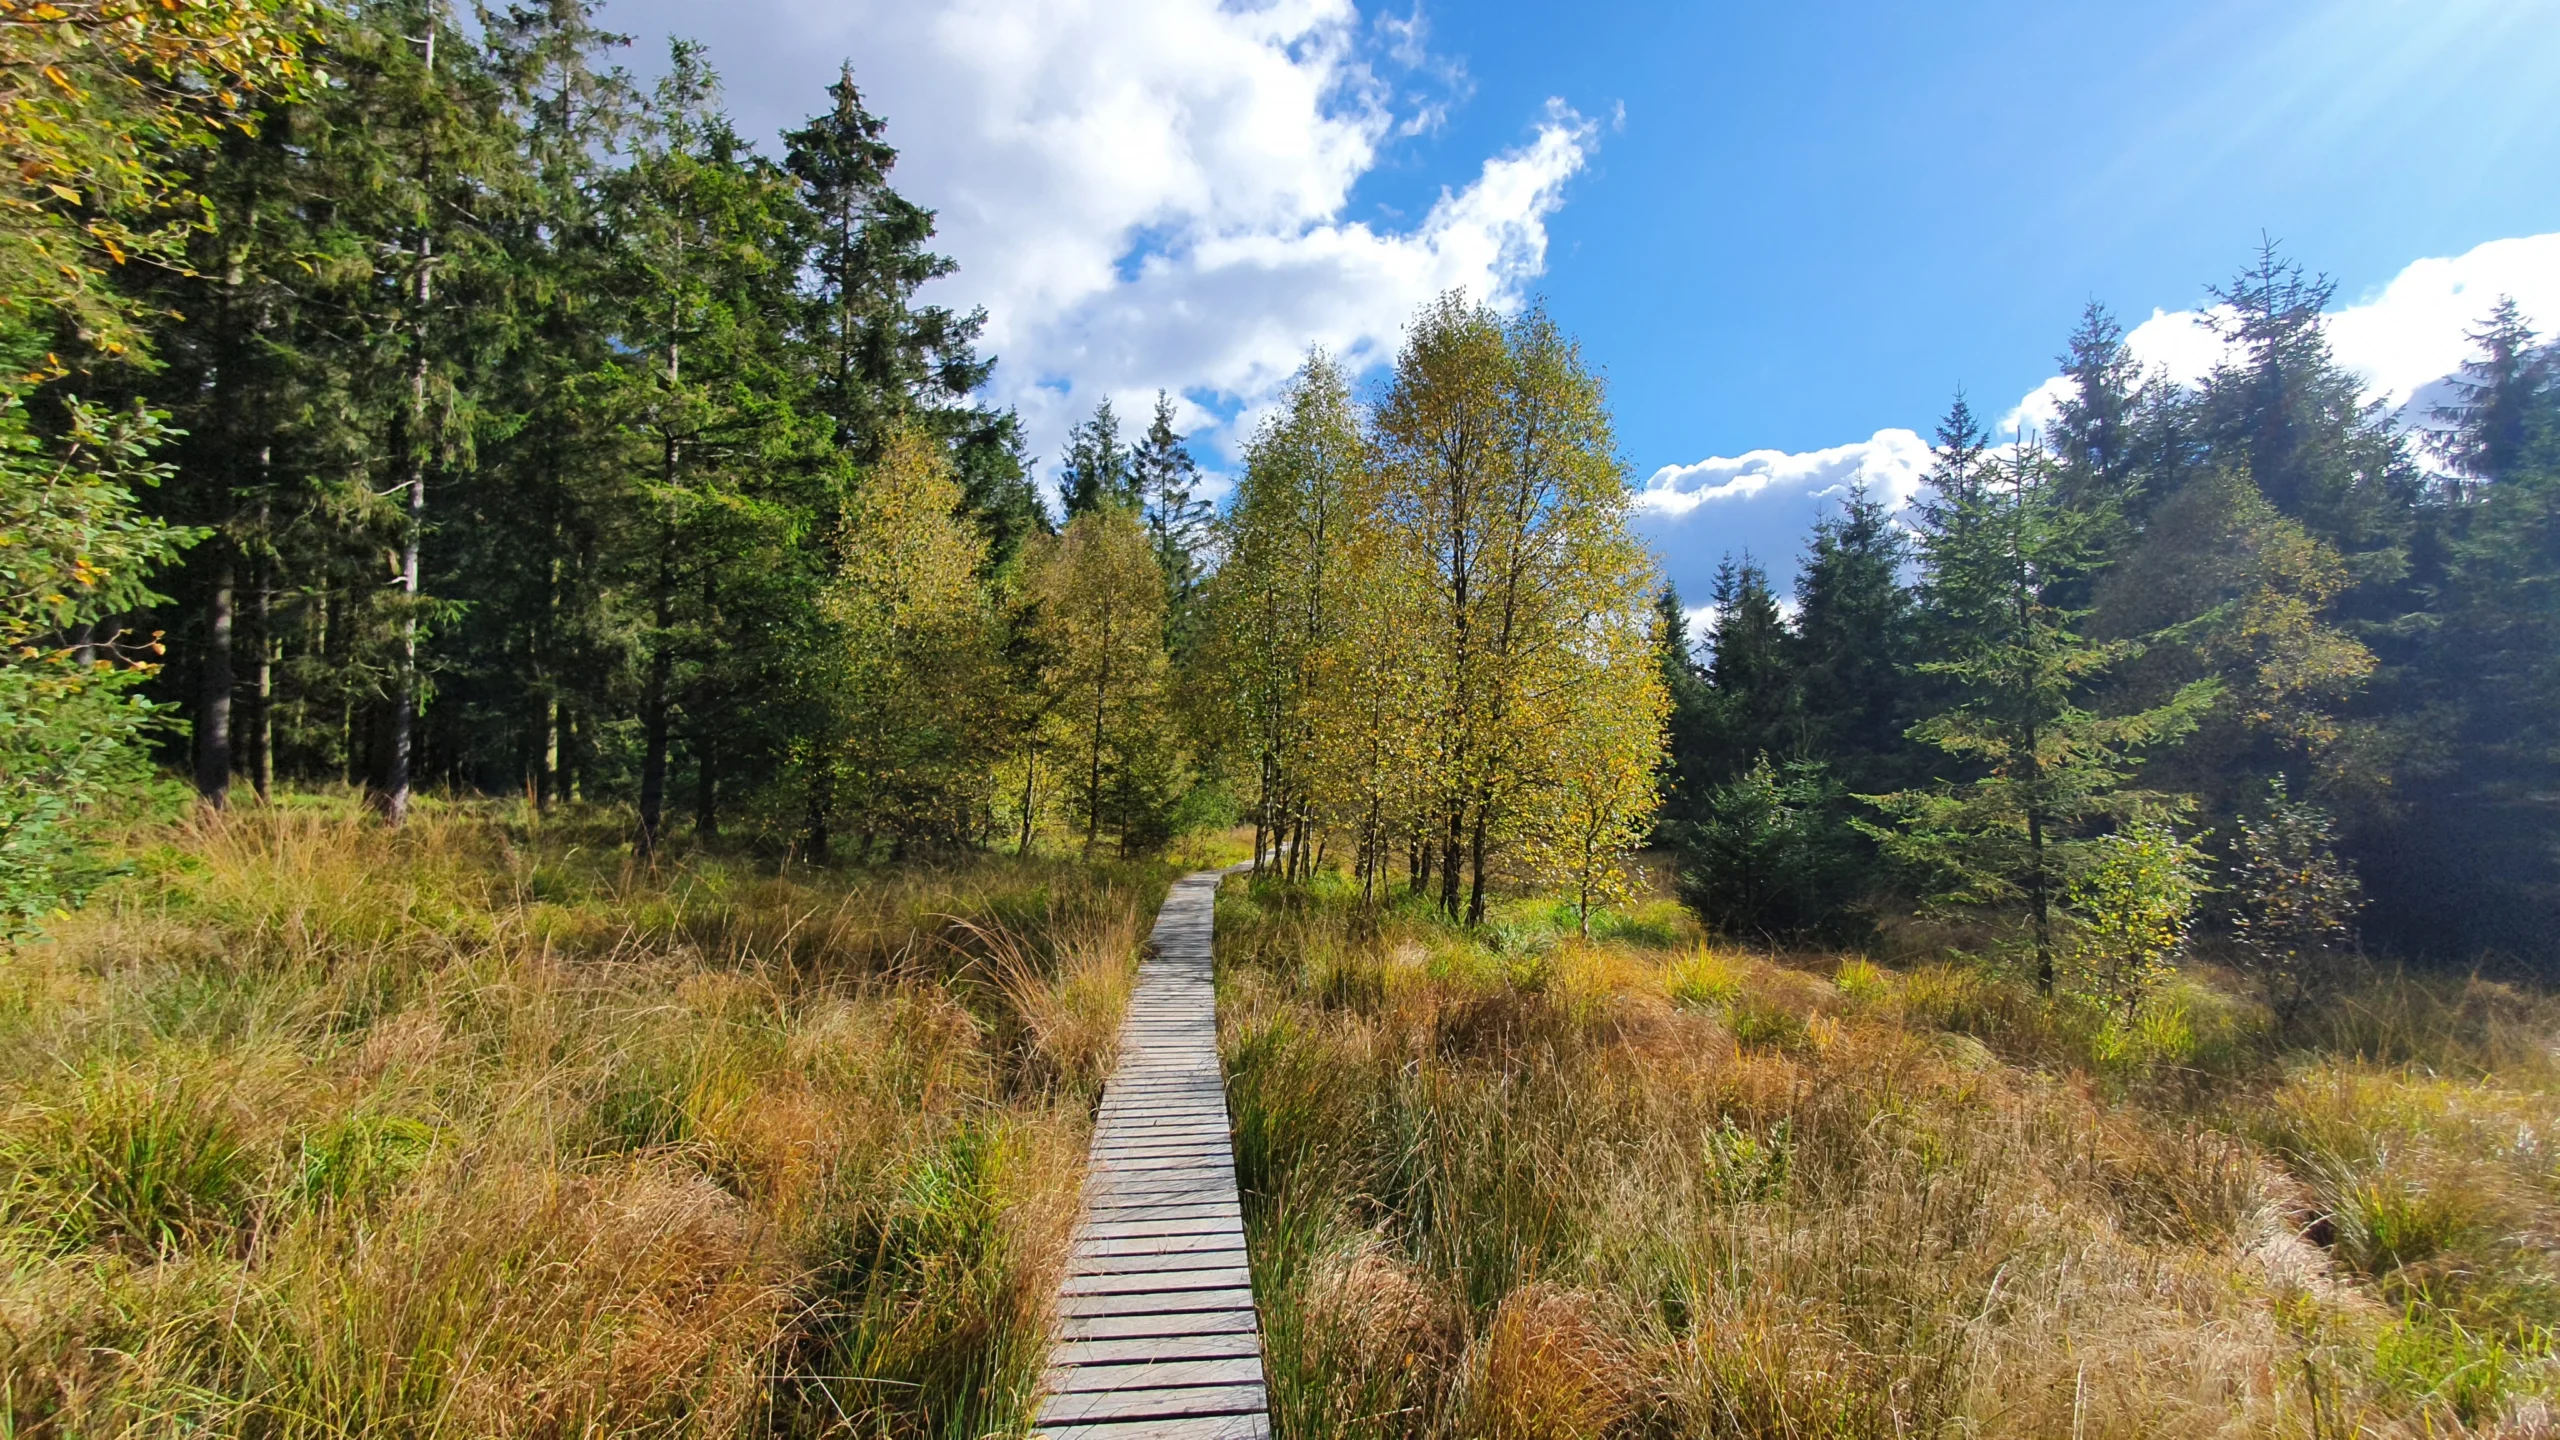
xmin=2231 ymin=778 xmax=2362 ymax=1027
xmin=2064 ymin=819 xmax=2207 ymax=1019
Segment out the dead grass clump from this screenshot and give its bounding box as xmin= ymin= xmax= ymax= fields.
xmin=1466 ymin=1283 xmax=1640 ymax=1440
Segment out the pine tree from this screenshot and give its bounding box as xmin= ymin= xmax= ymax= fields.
xmin=1790 ymin=484 xmax=1914 ymax=792
xmin=1132 ymin=390 xmax=1213 ymax=630
xmin=591 ymin=41 xmax=830 ymax=854
xmin=2389 ymin=301 xmax=2560 ymax=956
xmin=1058 ymin=399 xmax=1135 ymax=518
xmin=325 ymin=1 xmax=529 ymax=824
xmin=460 ymin=0 xmax=635 ymax=811
xmin=1649 ymin=584 xmax=1713 ymax=838
xmin=2432 ymin=297 xmax=2553 ymax=489
xmin=2196 ymin=240 xmax=2418 ymax=555
xmin=1700 ymin=552 xmax=1795 ymax=781
xmin=2050 ymin=302 xmax=2147 ymax=522
xmin=1868 ymin=437 xmax=2216 ymax=989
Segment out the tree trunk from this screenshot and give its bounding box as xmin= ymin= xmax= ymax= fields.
xmin=1085 ymin=670 xmax=1107 ymax=861
xmin=197 ymin=545 xmax=234 ymax=807
xmin=250 ymin=477 xmax=273 ymax=803
xmin=2028 ymin=806 xmax=2054 ymax=992
xmin=1439 ymin=800 xmax=1464 ymax=920
xmin=380 ymin=25 xmax=444 ymax=824
xmin=638 ymin=647 xmax=669 ymax=857
xmin=540 ymin=697 xmax=561 ymax=814
xmin=806 ymin=764 xmax=834 ymax=864
xmin=1015 ymin=748 xmax=1036 ymax=856
xmin=637 ymin=436 xmax=678 ymax=856
xmin=565 ymin=706 xmax=583 ymax=802
xmin=252 ymin=563 xmax=272 ymax=803
xmin=1466 ymin=805 xmax=1490 ymax=927
xmin=693 ymin=732 xmax=717 ymax=843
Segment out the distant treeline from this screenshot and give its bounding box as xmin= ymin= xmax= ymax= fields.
xmin=5 ymin=2 xmax=2555 ymax=980
xmin=2 ymin=1 xmax=1666 ymax=931
xmin=1659 ymin=255 xmax=2560 ymax=971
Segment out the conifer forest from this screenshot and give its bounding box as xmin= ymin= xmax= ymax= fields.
xmin=7 ymin=2 xmax=2560 ymax=1436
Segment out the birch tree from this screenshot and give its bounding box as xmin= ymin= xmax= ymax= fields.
xmin=1028 ymin=503 xmax=1175 ymax=858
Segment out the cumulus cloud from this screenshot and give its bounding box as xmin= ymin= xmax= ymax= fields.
xmin=1636 ymin=428 xmax=1934 ymax=520
xmin=598 ymin=0 xmax=1594 ymax=474
xmin=1000 ymin=100 xmax=1597 ymax=461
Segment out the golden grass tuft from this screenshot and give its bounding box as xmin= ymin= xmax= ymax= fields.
xmin=1220 ymin=879 xmax=2560 ymax=1438
xmin=0 ymin=803 xmax=1163 ymax=1437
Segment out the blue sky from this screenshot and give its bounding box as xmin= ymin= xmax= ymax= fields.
xmin=594 ymin=0 xmax=2560 ymax=602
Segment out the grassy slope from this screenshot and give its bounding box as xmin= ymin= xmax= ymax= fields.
xmin=1218 ymin=876 xmax=2560 ymax=1439
xmin=0 ymin=802 xmax=1171 ymax=1438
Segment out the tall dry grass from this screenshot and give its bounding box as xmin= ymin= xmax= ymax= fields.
xmin=0 ymin=802 xmax=1160 ymax=1438
xmin=1218 ymin=876 xmax=2560 ymax=1438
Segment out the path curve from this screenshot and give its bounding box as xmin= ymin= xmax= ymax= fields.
xmin=1033 ymin=866 xmax=1268 ymax=1440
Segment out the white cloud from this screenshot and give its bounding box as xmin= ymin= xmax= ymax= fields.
xmin=2014 ymin=232 xmax=2560 ymax=443
xmin=1637 ymin=428 xmax=1934 ymax=520
xmin=699 ymin=0 xmax=1591 ymax=473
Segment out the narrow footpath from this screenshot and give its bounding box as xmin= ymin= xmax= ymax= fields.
xmin=1033 ymin=867 xmax=1268 ymax=1440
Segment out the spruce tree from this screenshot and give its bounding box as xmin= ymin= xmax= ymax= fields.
xmin=592 ymin=41 xmax=831 ymax=854
xmin=1131 ymin=391 xmax=1213 ymax=635
xmin=2050 ymin=302 xmax=2146 ymax=521
xmin=2195 ymin=240 xmax=2419 ymax=555
xmin=1790 ymin=484 xmax=1914 ymax=793
xmin=2431 ymin=297 xmax=2553 ymax=489
xmin=1700 ymin=552 xmax=1795 ymax=781
xmin=1058 ymin=399 xmax=1135 ymax=518
xmin=2391 ymin=301 xmax=2560 ymax=956
xmin=1649 ymin=585 xmax=1714 ymax=838
xmin=1869 ymin=437 xmax=2216 ymax=989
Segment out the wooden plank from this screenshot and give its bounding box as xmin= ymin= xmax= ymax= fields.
xmin=1037 ymin=1415 xmax=1269 ymax=1440
xmin=1080 ymin=1188 xmax=1239 ymax=1209
xmin=1076 ymin=1216 xmax=1244 ymax=1242
xmin=1043 ymin=1357 xmax=1267 ymax=1393
xmin=1067 ymin=1248 xmax=1249 ymax=1276
xmin=1051 ymin=1333 xmax=1261 ymax=1367
xmin=1075 ymin=1188 xmax=1244 ymax=1209
xmin=1083 ymin=1171 xmax=1234 ymax=1195
xmin=1056 ymin=1306 xmax=1261 ymax=1341
xmin=1090 ymin=1149 xmax=1237 ymax=1171
xmin=1092 ymin=1126 xmax=1230 ymax=1141
xmin=1037 ymin=1383 xmax=1267 ymax=1425
xmin=1074 ymin=1228 xmax=1245 ymax=1256
xmin=1059 ymin=1264 xmax=1252 ymax=1296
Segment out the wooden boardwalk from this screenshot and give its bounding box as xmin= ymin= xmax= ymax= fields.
xmin=1034 ymin=867 xmax=1267 ymax=1440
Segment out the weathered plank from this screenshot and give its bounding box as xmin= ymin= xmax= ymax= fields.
xmin=1051 ymin=1333 xmax=1262 ymax=1367
xmin=1043 ymin=1357 xmax=1268 ymax=1393
xmin=1039 ymin=1404 xmax=1269 ymax=1424
xmin=1067 ymin=1249 xmax=1250 ymax=1277
xmin=1056 ymin=1305 xmax=1261 ymax=1342
xmin=1060 ymin=1264 xmax=1253 ymax=1296
xmin=1039 ymin=1384 xmax=1268 ymax=1425
xmin=1036 ymin=866 xmax=1265 ymax=1439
